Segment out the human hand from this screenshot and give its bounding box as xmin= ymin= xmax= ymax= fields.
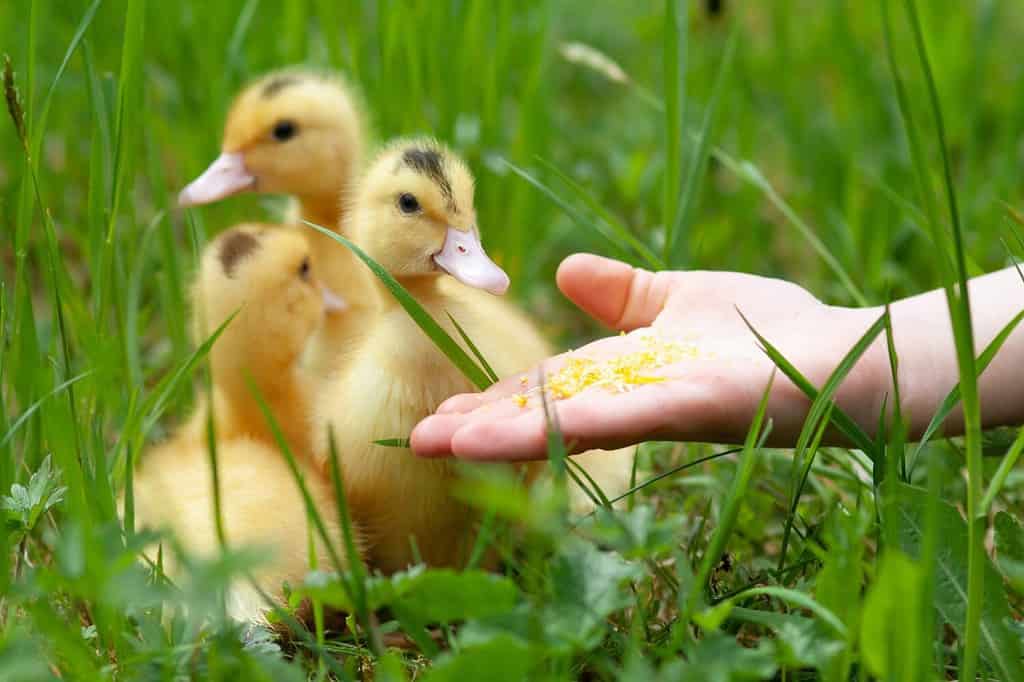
xmin=411 ymin=253 xmax=886 ymax=460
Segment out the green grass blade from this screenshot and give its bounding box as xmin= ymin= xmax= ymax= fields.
xmin=603 ymin=447 xmax=743 ymax=508
xmin=326 ymin=427 xmax=382 ymax=656
xmin=666 ymin=24 xmax=736 ymax=267
xmin=446 ymin=312 xmax=500 ymax=385
xmin=244 ymin=375 xmax=350 ymax=579
xmin=712 ymin=150 xmax=869 ymax=306
xmin=303 ymin=220 xmax=493 ymax=390
xmin=373 ymin=438 xmax=412 ymax=448
xmin=980 ymin=426 xmax=1024 ymax=515
xmin=910 ymin=308 xmax=1024 ymax=468
xmin=203 ymin=395 xmax=227 ymax=550
xmin=883 ymin=1 xmax=984 ymax=676
xmin=0 ymin=370 xmax=93 ymax=450
xmin=124 ymin=311 xmax=237 ymax=458
xmin=31 ymin=0 xmax=101 ymax=157
xmin=661 ymin=0 xmax=686 ymax=266
xmin=686 ymin=372 xmax=773 ymax=616
xmin=726 ymin=585 xmax=848 ymax=639
xmin=737 ymin=309 xmax=878 ymax=458
xmin=502 ymin=159 xmax=663 ymax=270
xmin=566 ymin=456 xmax=612 ymax=509
xmin=533 ymin=157 xmax=664 ymax=270
xmin=776 ymin=404 xmax=832 ymax=578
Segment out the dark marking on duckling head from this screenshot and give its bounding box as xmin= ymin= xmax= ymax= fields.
xmin=219 ymin=230 xmax=262 ymax=277
xmin=262 ymin=75 xmax=302 ymax=99
xmin=401 ymin=147 xmax=457 ymax=213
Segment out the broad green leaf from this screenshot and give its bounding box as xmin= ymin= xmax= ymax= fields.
xmin=892 ymin=483 xmax=1024 ymax=680
xmin=859 ymin=551 xmax=925 ymax=680
xmin=668 ymin=632 xmax=778 ymax=682
xmin=814 ymin=505 xmax=870 ymax=681
xmin=727 ymin=608 xmax=845 ymax=671
xmin=544 ymin=539 xmax=640 ymax=649
xmin=421 ymin=635 xmax=532 ymax=682
xmin=301 ymin=567 xmax=518 ymax=625
xmin=581 ymin=505 xmax=679 ymax=559
xmin=994 ymin=511 xmax=1024 ymax=591
xmin=393 ymin=569 xmax=519 ymax=624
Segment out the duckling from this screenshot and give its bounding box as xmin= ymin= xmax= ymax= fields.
xmin=178 ymin=70 xmax=376 ymax=374
xmin=132 ymin=226 xmax=362 ymax=621
xmin=132 ymin=436 xmax=355 ymax=623
xmin=180 ymin=70 xmax=632 ymax=511
xmin=314 ymin=139 xmax=518 ymax=573
xmin=180 ymin=224 xmax=345 ymax=456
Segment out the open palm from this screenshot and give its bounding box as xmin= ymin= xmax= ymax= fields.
xmin=412 ymin=254 xmax=884 ymax=460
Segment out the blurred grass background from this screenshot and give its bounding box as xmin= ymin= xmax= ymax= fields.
xmin=3 ymin=0 xmax=1024 ymax=679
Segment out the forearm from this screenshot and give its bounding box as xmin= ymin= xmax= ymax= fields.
xmin=874 ymin=266 xmax=1024 ymax=438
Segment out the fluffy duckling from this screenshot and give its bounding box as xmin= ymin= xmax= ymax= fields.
xmin=178 ymin=70 xmax=376 ymax=373
xmin=314 ymin=139 xmax=518 ymax=573
xmin=181 ymin=224 xmax=345 ymax=455
xmin=180 ymin=70 xmax=632 ymax=511
xmin=132 ymin=436 xmax=355 ymax=623
xmin=132 ymin=226 xmax=362 ymax=621
xmin=178 ymin=69 xmax=555 ymax=376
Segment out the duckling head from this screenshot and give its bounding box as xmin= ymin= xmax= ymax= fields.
xmin=346 ymin=139 xmax=510 ymax=295
xmin=179 ymin=70 xmax=364 ymax=209
xmin=195 ymin=225 xmax=347 ymax=359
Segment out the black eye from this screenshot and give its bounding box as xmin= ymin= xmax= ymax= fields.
xmin=298 ymin=257 xmax=311 ymax=281
xmin=398 ymin=193 xmax=420 ymax=214
xmin=272 ymin=120 xmax=297 ymax=142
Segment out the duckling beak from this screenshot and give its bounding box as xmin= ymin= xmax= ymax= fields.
xmin=178 ymin=152 xmax=255 ymax=207
xmin=433 ymin=227 xmax=510 ymax=295
xmin=321 ymin=286 xmax=348 ymax=314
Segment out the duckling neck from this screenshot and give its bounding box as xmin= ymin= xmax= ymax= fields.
xmin=298 ymin=197 xmax=377 ymax=302
xmin=299 ymin=197 xmax=341 ymax=235
xmin=381 ymin=276 xmax=446 ymax=313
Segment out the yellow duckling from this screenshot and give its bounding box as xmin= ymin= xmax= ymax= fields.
xmin=314 ymin=139 xmax=517 ymax=573
xmin=180 ymin=69 xmax=632 ymax=512
xmin=133 ymin=226 xmax=362 ymax=621
xmin=178 ymin=70 xmax=376 ymax=373
xmin=181 ymin=224 xmax=345 ymax=454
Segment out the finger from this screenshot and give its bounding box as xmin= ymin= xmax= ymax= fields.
xmin=412 ymin=397 xmax=537 ymax=456
xmin=556 ymin=253 xmax=676 ymax=332
xmin=447 ymin=380 xmax=734 ymax=461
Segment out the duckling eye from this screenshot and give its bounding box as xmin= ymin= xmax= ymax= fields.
xmin=298 ymin=257 xmax=311 ymax=281
xmin=398 ymin=193 xmax=421 ymax=214
xmin=272 ymin=120 xmax=297 ymax=142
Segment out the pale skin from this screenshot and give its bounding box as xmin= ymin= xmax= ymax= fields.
xmin=411 ymin=253 xmax=1024 ymax=460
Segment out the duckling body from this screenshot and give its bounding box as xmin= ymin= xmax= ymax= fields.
xmin=314 ymin=141 xmax=515 ymax=573
xmin=133 ymin=436 xmax=347 ymax=621
xmin=132 ymin=227 xmax=363 ymax=620
xmin=326 ymin=283 xmax=485 ymax=571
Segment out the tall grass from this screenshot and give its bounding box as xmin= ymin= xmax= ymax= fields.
xmin=3 ymin=1 xmax=1024 ymax=679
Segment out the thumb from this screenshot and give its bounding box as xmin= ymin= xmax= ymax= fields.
xmin=556 ymin=253 xmax=675 ymax=331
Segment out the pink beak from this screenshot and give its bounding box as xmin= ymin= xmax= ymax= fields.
xmin=178 ymin=152 xmax=255 ymax=207
xmin=321 ymin=286 xmax=348 ymax=314
xmin=432 ymin=227 xmax=510 ymax=295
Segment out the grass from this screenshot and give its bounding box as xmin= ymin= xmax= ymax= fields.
xmin=3 ymin=0 xmax=1024 ymax=679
